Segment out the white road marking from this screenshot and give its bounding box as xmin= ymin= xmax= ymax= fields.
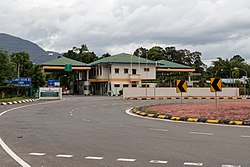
xmin=117 ymin=158 xmax=136 ymax=162
xmin=82 ymin=119 xmax=91 ymax=122
xmin=0 ymin=138 xmax=31 ymax=167
xmin=222 ymin=165 xmax=241 ymax=167
xmin=0 ymin=101 xmax=63 ymax=167
xmin=149 ymin=128 xmax=168 ymax=132
xmin=241 ymin=135 xmax=250 ymax=138
xmin=112 ymin=103 xmax=117 ymax=105
xmin=56 ymin=154 xmax=74 ymax=158
xmin=184 ymin=162 xmax=203 ymax=166
xmin=29 ymin=153 xmax=46 ymax=156
xmin=85 ymin=156 xmax=103 ymax=160
xmin=75 ymin=108 xmax=79 ymax=110
xmin=189 ymin=132 xmax=213 ymax=136
xmin=150 ymin=160 xmax=168 ymax=164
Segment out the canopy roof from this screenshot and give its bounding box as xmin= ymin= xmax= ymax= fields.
xmin=42 ymin=56 xmax=89 ymax=66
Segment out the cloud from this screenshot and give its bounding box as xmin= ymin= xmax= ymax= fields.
xmin=1 ymin=0 xmax=250 ymax=65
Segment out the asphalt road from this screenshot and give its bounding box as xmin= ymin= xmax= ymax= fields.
xmin=0 ymin=96 xmax=250 ymax=167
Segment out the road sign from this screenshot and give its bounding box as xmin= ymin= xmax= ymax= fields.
xmin=210 ymin=78 xmax=222 ymax=92
xmin=48 ymin=80 xmax=60 ymax=87
xmin=11 ymin=78 xmax=31 ymax=87
xmin=176 ymin=80 xmax=187 ymax=93
xmin=65 ymin=64 xmax=72 ymax=72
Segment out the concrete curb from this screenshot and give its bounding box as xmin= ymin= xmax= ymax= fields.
xmin=0 ymin=99 xmax=39 ymax=105
xmin=131 ymin=107 xmax=250 ymax=126
xmin=126 ymin=96 xmax=250 ymax=100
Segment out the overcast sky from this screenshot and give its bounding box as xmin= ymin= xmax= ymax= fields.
xmin=1 ymin=0 xmax=250 ymax=65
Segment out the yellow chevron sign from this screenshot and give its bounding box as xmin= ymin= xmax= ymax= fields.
xmin=176 ymin=80 xmax=187 ymax=93
xmin=210 ymin=78 xmax=222 ymax=92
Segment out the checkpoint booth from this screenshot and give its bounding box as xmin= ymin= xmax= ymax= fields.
xmin=40 ymin=56 xmax=92 ymax=95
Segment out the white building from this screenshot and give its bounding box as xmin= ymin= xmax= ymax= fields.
xmin=89 ymin=53 xmax=157 ymax=95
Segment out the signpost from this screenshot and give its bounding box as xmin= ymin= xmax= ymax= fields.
xmin=176 ymin=80 xmax=187 ymax=109
xmin=11 ymin=78 xmax=31 ymax=87
xmin=210 ymin=77 xmax=222 ymax=112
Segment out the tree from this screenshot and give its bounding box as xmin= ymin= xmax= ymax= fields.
xmin=99 ymin=53 xmax=111 ymax=59
xmin=64 ymin=44 xmax=98 ymax=64
xmin=32 ymin=65 xmax=46 ymax=88
xmin=0 ymin=50 xmax=14 ymax=85
xmin=147 ymin=46 xmax=165 ymax=61
xmin=10 ymin=52 xmax=34 ymax=78
xmin=133 ymin=47 xmax=148 ymax=58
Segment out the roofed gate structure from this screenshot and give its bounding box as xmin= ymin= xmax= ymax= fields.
xmin=40 ymin=56 xmax=91 ymax=94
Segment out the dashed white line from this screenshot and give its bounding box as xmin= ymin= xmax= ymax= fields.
xmin=29 ymin=153 xmax=46 ymax=156
xmin=241 ymin=135 xmax=250 ymax=138
xmin=85 ymin=156 xmax=104 ymax=160
xmin=222 ymin=165 xmax=241 ymax=167
xmin=0 ymin=137 xmax=31 ymax=167
xmin=189 ymin=132 xmax=213 ymax=136
xmin=149 ymin=128 xmax=169 ymax=132
xmin=82 ymin=119 xmax=91 ymax=122
xmin=117 ymin=158 xmax=136 ymax=162
xmin=184 ymin=162 xmax=203 ymax=166
xmin=56 ymin=154 xmax=74 ymax=158
xmin=150 ymin=160 xmax=168 ymax=164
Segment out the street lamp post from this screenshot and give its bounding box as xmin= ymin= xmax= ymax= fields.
xmin=220 ymin=69 xmax=232 ymax=87
xmin=234 ymin=67 xmax=248 ymax=96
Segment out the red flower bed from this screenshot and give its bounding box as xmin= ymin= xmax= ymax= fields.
xmin=146 ymin=101 xmax=250 ymax=121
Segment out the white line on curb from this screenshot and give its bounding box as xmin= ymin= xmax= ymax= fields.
xmin=0 ymin=138 xmax=31 ymax=167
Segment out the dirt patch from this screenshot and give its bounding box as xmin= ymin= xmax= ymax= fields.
xmin=146 ymin=101 xmax=250 ymax=121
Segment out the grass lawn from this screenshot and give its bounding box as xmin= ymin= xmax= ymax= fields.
xmin=0 ymin=97 xmax=32 ymax=102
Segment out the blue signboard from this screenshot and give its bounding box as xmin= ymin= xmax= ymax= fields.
xmin=48 ymin=80 xmax=60 ymax=87
xmin=11 ymin=78 xmax=31 ymax=87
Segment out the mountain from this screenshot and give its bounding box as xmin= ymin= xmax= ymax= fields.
xmin=0 ymin=33 xmax=61 ymax=63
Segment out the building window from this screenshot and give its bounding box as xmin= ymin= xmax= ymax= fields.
xmin=100 ymin=66 xmax=102 ymax=75
xmin=131 ymin=81 xmax=137 ymax=87
xmin=114 ymin=84 xmax=120 ymax=87
xmin=123 ymin=84 xmax=129 ymax=87
xmin=132 ymin=84 xmax=137 ymax=87
xmin=132 ymin=69 xmax=136 ymax=75
xmin=115 ymin=68 xmax=119 ymax=74
xmin=144 ymin=68 xmax=149 ymax=72
xmin=124 ymin=68 xmax=129 ymax=74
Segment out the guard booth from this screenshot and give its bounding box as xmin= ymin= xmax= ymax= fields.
xmin=40 ymin=56 xmax=91 ymax=95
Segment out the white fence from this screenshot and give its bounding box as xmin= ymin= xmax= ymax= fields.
xmin=123 ymin=87 xmax=239 ymax=99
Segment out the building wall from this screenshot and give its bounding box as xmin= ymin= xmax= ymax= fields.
xmin=91 ymin=63 xmax=157 ymax=95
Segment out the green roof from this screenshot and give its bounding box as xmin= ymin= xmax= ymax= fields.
xmin=157 ymin=60 xmax=193 ymax=69
xmin=89 ymin=53 xmax=156 ymax=65
xmin=42 ymin=56 xmax=89 ymax=66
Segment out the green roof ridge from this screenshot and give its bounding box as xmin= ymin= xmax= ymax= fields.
xmin=89 ymin=53 xmax=156 ymax=65
xmin=157 ymin=60 xmax=193 ymax=69
xmin=42 ymin=56 xmax=89 ymax=66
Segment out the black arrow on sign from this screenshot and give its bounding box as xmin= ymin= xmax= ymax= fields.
xmin=212 ymin=78 xmax=221 ymax=91
xmin=178 ymin=80 xmax=186 ymax=92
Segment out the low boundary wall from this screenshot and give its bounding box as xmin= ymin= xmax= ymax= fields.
xmin=123 ymin=87 xmax=239 ymax=99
